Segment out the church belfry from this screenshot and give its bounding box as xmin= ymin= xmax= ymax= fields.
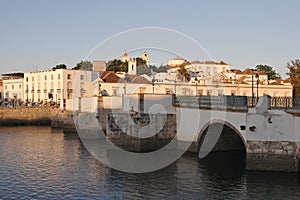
xmin=121 ymin=50 xmax=150 ymax=75
xmin=141 ymin=51 xmax=149 ymax=66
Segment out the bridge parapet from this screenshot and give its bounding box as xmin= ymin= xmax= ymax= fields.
xmin=173 ymin=95 xmax=248 ymax=109
xmin=246 ymin=95 xmax=300 ymax=172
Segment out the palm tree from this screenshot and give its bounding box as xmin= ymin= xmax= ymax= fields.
xmin=286 ymin=59 xmax=300 ymax=97
xmin=177 ymin=64 xmax=191 ymax=82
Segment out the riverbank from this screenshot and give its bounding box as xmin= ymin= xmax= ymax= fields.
xmin=0 ymin=107 xmax=56 ymax=126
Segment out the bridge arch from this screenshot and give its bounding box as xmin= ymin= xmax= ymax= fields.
xmin=197 ymin=119 xmax=246 ymax=158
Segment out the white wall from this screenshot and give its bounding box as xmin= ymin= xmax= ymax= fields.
xmin=246 ymin=110 xmax=300 ymax=142
xmin=176 ymin=108 xmax=247 ymax=143
xmin=102 ymin=96 xmax=122 ymax=109
xmin=122 ymin=94 xmax=175 ymax=114
xmin=80 ymin=97 xmax=98 ymax=113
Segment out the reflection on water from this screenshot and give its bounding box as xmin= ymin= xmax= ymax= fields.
xmin=0 ymin=126 xmax=299 ymax=199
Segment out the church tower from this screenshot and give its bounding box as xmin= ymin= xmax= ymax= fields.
xmin=141 ymin=51 xmax=149 ymax=66
xmin=127 ymin=58 xmax=137 ymax=75
xmin=122 ymin=50 xmax=130 ymax=63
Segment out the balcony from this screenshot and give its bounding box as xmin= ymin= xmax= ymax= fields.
xmin=31 ymin=90 xmax=35 ymax=93
xmin=57 ymin=89 xmax=61 ymax=93
xmin=43 ymin=89 xmax=47 ymax=93
xmin=50 ymin=89 xmax=54 ymax=93
xmin=37 ymin=89 xmax=41 ymax=93
xmin=67 ymin=89 xmax=73 ymax=93
xmin=25 ymin=90 xmax=29 ymax=93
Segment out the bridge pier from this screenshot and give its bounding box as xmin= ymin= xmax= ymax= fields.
xmin=246 ymin=141 xmax=300 ymax=172
xmin=245 ymin=95 xmax=300 ymax=172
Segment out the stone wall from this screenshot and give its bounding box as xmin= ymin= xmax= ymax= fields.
xmin=0 ymin=107 xmax=55 ymax=126
xmin=50 ymin=109 xmax=76 ymax=133
xmin=247 ymin=141 xmax=300 ymax=172
xmin=106 ymin=112 xmax=177 ymax=152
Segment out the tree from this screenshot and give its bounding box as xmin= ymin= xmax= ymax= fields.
xmin=72 ymin=60 xmax=93 ymax=70
xmin=52 ymin=64 xmax=67 ymax=70
xmin=286 ymin=59 xmax=300 ymax=97
xmin=177 ymin=64 xmax=191 ymax=82
xmin=255 ymin=64 xmax=281 ymax=79
xmin=137 ymin=64 xmax=151 ymax=76
xmin=150 ymin=64 xmax=169 ymax=73
xmin=106 ymin=59 xmax=128 ymax=72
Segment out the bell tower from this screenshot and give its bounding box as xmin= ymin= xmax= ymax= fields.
xmin=141 ymin=51 xmax=149 ymax=66
xmin=127 ymin=58 xmax=137 ymax=75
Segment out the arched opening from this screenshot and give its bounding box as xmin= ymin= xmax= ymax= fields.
xmin=197 ymin=122 xmax=246 ymax=175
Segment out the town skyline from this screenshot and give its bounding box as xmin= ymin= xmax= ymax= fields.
xmin=0 ymin=1 xmax=299 ymax=78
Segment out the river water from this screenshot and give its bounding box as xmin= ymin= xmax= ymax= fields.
xmin=0 ymin=126 xmax=299 ymax=199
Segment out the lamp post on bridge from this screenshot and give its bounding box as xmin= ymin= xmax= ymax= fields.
xmin=152 ymin=78 xmax=155 ymax=94
xmin=252 ymin=75 xmax=254 ymax=107
xmin=256 ymin=74 xmax=259 ymax=103
xmin=194 ymin=77 xmax=198 ymax=96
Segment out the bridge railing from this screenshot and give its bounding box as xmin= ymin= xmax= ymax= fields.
xmin=248 ymin=96 xmax=300 ymax=110
xmin=172 ymin=95 xmax=248 ymax=108
xmin=173 ymin=95 xmax=300 ymax=110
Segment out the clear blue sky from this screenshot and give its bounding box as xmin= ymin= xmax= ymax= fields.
xmin=0 ymin=0 xmax=299 ymax=78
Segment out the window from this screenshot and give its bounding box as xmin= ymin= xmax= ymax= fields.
xmin=12 ymin=85 xmax=14 ymax=90
xmin=58 ymin=74 xmax=61 ymax=80
xmin=32 ymin=76 xmax=34 ymax=81
xmin=80 ymin=75 xmax=84 ymax=80
xmin=214 ymin=67 xmax=217 ymax=74
xmin=19 ymin=84 xmax=22 ymax=89
xmin=26 ymin=77 xmax=28 ymax=82
xmin=45 ymin=75 xmax=47 ymax=81
xmin=218 ymin=90 xmax=223 ymax=96
xmin=67 ymin=74 xmax=71 ymax=80
xmin=51 ymin=75 xmax=54 ymax=80
xmin=231 ymin=90 xmax=235 ymax=96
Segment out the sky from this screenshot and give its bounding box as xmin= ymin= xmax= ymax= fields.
xmin=0 ymin=0 xmax=299 ymax=78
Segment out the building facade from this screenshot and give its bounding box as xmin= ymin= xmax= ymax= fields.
xmin=3 ymin=78 xmax=24 ymax=100
xmin=24 ymin=69 xmax=92 ymax=108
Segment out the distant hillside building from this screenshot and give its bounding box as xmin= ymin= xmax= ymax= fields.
xmin=168 ymin=57 xmax=186 ymax=67
xmin=122 ymin=51 xmax=150 ymax=75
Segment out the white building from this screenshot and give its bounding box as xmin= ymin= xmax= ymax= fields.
xmin=168 ymin=57 xmax=186 ymax=67
xmin=187 ymin=60 xmax=230 ymax=78
xmin=24 ymin=69 xmax=93 ymax=108
xmin=3 ymin=78 xmax=24 ymax=100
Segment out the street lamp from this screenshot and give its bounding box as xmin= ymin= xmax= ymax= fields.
xmin=98 ymin=84 xmax=101 ymax=96
xmin=251 ymin=74 xmax=255 ymax=106
xmin=152 ymin=78 xmax=155 ymax=94
xmin=194 ymin=77 xmax=198 ymax=96
xmin=256 ymin=74 xmax=259 ymax=103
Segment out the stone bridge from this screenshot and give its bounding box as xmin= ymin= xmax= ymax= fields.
xmin=175 ymin=95 xmax=300 ymax=172
xmin=76 ymin=94 xmax=300 ymax=172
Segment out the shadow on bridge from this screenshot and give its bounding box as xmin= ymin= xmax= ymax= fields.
xmin=197 ymin=122 xmax=246 ymax=171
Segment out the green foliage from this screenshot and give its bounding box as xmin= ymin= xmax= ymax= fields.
xmin=106 ymin=59 xmax=128 ymax=72
xmin=255 ymin=64 xmax=281 ymax=79
xmin=150 ymin=65 xmax=169 ymax=73
xmin=136 ymin=57 xmax=146 ymax=66
xmin=72 ymin=60 xmax=93 ymax=70
xmin=286 ymin=59 xmax=300 ymax=96
xmin=52 ymin=64 xmax=67 ymax=70
xmin=137 ymin=64 xmax=151 ymax=76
